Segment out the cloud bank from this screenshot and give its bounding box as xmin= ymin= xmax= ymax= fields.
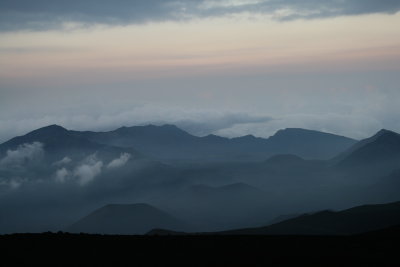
xmin=73 ymin=154 xmax=103 ymax=186
xmin=54 ymin=153 xmax=132 ymax=185
xmin=55 ymin=167 xmax=70 ymax=183
xmin=0 ymin=107 xmax=273 ymax=143
xmin=0 ymin=142 xmax=44 ymax=167
xmin=53 ymin=156 xmax=72 ymax=166
xmin=1 ymin=0 xmax=399 ymax=30
xmin=0 ymin=177 xmax=24 ymax=189
xmin=107 ymin=153 xmax=131 ymax=169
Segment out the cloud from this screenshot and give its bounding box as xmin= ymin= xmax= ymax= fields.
xmin=0 ymin=85 xmax=399 ymax=143
xmin=215 ymin=113 xmax=381 ymax=140
xmin=73 ymin=154 xmax=103 ymax=186
xmin=53 ymin=156 xmax=72 ymax=166
xmin=0 ymin=142 xmax=44 ymax=167
xmin=173 ymin=113 xmax=272 ymax=136
xmin=0 ymin=0 xmax=189 ymax=31
xmin=1 ymin=0 xmax=399 ymax=31
xmin=107 ymin=153 xmax=131 ymax=169
xmin=0 ymin=177 xmax=24 ymax=189
xmin=0 ymin=106 xmax=273 ymax=142
xmin=252 ymin=0 xmax=400 ymax=21
xmin=55 ymin=168 xmax=70 ymax=183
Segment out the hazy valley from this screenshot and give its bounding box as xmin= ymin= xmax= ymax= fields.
xmin=1 ymin=124 xmax=400 ymax=235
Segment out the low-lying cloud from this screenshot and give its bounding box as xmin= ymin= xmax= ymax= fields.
xmin=0 ymin=142 xmax=44 ymax=167
xmin=1 ymin=0 xmax=399 ymax=31
xmin=53 ymin=154 xmax=104 ymax=185
xmin=107 ymin=153 xmax=131 ymax=169
xmin=1 ymin=85 xmax=400 ymax=143
xmin=174 ymin=113 xmax=272 ymax=137
xmin=0 ymin=107 xmax=273 ymax=143
xmin=53 ymin=156 xmax=72 ymax=166
xmin=0 ymin=177 xmax=24 ymax=189
xmin=73 ymin=154 xmax=103 ymax=186
xmin=55 ymin=167 xmax=70 ymax=183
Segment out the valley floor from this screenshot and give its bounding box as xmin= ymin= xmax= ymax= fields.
xmin=1 ymin=231 xmax=399 ymax=266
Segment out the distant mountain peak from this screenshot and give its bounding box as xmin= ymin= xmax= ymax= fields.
xmin=116 ymin=124 xmax=187 ymax=133
xmin=272 ymin=128 xmax=341 ymax=137
xmin=232 ymin=134 xmax=260 ymax=141
xmin=377 ymin=128 xmax=391 ymax=134
xmin=334 ymin=128 xmax=400 ymax=172
xmin=332 ymin=128 xmax=400 ymax=163
xmin=21 ymin=124 xmax=69 ymax=139
xmin=374 ymin=129 xmax=398 ymax=137
xmin=361 ymin=129 xmax=399 ymax=144
xmin=239 ymin=134 xmax=257 ymax=139
xmin=46 ymin=124 xmax=64 ymax=128
xmin=371 ymin=129 xmax=400 ymax=146
xmin=34 ymin=124 xmax=68 ymax=133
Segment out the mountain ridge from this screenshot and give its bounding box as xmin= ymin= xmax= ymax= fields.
xmin=219 ymin=201 xmax=400 ymax=235
xmin=0 ymin=124 xmax=357 ymax=162
xmin=72 ymin=124 xmax=357 ymax=161
xmin=334 ymin=129 xmax=400 ymax=178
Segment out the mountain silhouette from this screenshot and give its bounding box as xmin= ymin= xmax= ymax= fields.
xmin=333 ymin=129 xmax=392 ymax=162
xmin=73 ymin=124 xmax=356 ymax=161
xmin=151 ymin=201 xmax=400 ymax=235
xmin=0 ymin=124 xmax=356 ymax=163
xmin=66 ymin=203 xmax=188 ymax=235
xmin=335 ymin=129 xmax=400 ymax=177
xmin=0 ymin=125 xmax=97 ymax=153
xmin=0 ymin=124 xmax=140 ymax=163
xmin=267 ymin=128 xmax=356 ymax=159
xmin=218 ymin=201 xmax=400 ymax=235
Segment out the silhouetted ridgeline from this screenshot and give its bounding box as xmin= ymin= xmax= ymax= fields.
xmin=73 ymin=125 xmax=356 ymax=161
xmin=215 ymin=201 xmax=400 ymax=235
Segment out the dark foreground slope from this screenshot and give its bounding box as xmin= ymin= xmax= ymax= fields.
xmin=0 ymin=231 xmax=399 ymax=266
xmin=219 ymin=201 xmax=400 ymax=235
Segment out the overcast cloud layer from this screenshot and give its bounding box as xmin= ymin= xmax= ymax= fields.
xmin=1 ymin=0 xmax=400 ymax=30
xmin=1 ymin=84 xmax=400 ymax=143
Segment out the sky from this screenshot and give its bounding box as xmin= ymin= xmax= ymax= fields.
xmin=0 ymin=0 xmax=400 ymax=142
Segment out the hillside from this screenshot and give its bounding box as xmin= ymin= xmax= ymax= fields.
xmin=335 ymin=129 xmax=400 ymax=178
xmin=218 ymin=201 xmax=400 ymax=235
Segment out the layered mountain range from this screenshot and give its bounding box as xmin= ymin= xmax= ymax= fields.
xmin=69 ymin=124 xmax=356 ymax=161
xmin=0 ymin=124 xmax=399 ymax=234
